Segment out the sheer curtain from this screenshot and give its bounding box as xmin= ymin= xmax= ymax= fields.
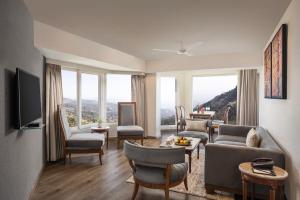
xmin=237 ymin=69 xmax=259 ymax=126
xmin=131 ymin=75 xmax=146 ymax=134
xmin=45 ymin=63 xmax=64 ymax=161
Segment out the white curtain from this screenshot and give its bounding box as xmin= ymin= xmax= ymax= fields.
xmin=131 ymin=75 xmax=146 ymax=134
xmin=237 ymin=69 xmax=259 ymax=126
xmin=46 ymin=63 xmax=64 ymax=161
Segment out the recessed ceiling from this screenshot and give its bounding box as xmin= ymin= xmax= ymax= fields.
xmin=24 ymin=0 xmax=291 ymax=61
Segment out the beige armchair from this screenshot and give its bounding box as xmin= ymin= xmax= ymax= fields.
xmin=117 ymin=102 xmax=144 ymax=148
xmin=58 ymin=105 xmax=105 ymax=164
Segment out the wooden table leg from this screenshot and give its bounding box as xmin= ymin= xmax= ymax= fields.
xmin=242 ymin=177 xmax=248 ymax=200
xmin=269 ymin=187 xmax=276 ymax=200
xmin=188 ymin=152 xmax=192 ymax=173
xmin=197 ymin=144 xmax=200 ymax=159
xmin=106 ymin=130 xmax=109 ymax=149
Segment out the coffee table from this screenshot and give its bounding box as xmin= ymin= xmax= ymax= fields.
xmin=160 ymin=137 xmax=201 ymax=173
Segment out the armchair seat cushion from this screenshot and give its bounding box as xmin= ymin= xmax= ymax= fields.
xmin=117 ymin=125 xmax=144 ymax=136
xmin=134 ymin=163 xmax=188 ymax=185
xmin=215 ymin=135 xmax=246 ymax=143
xmin=178 ymin=131 xmax=208 ymax=142
xmin=66 ymin=133 xmax=105 ymax=149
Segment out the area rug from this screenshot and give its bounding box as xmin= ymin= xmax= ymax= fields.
xmin=126 ymin=149 xmax=234 ymax=200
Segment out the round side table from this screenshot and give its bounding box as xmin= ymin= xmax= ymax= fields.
xmin=91 ymin=126 xmax=110 ymax=149
xmin=239 ymin=162 xmax=288 ymax=200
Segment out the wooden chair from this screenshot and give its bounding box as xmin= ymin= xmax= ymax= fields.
xmin=117 ymin=102 xmax=144 ymax=149
xmin=58 ymin=105 xmax=105 ymax=164
xmin=175 ymin=105 xmax=186 ymax=133
xmin=124 ymin=141 xmax=188 ymax=200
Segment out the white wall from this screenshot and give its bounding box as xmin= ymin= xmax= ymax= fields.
xmin=259 ymin=0 xmax=300 ymax=199
xmin=0 ymin=0 xmax=44 ymax=199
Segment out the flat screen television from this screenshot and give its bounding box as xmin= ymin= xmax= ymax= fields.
xmin=16 ymin=68 xmax=42 ymax=129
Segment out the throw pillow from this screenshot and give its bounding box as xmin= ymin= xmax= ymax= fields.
xmin=246 ymin=128 xmax=260 ymax=147
xmin=186 ymin=120 xmax=207 ymax=132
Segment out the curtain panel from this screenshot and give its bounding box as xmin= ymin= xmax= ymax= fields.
xmin=131 ymin=75 xmax=146 ymax=134
xmin=237 ymin=69 xmax=259 ymax=126
xmin=45 ymin=63 xmax=64 ymax=161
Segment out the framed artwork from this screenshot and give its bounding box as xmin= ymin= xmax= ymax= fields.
xmin=264 ymin=43 xmax=272 ymax=98
xmin=264 ymin=24 xmax=287 ymax=99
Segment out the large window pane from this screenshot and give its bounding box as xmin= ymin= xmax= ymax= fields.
xmin=192 ymin=75 xmax=237 ymax=124
xmin=81 ymin=73 xmax=99 ymax=126
xmin=62 ymin=70 xmax=78 ymax=127
xmin=160 ymin=77 xmax=176 ymax=125
xmin=106 ymin=74 xmax=131 ymax=123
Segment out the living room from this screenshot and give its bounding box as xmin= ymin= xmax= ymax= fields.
xmin=0 ymin=0 xmax=299 ymax=200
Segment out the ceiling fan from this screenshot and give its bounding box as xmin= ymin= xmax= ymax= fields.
xmin=152 ymin=41 xmax=202 ymax=56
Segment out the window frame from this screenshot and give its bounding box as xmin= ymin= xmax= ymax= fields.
xmin=62 ymin=67 xmax=105 ymax=129
xmin=159 ymin=76 xmax=177 ymax=129
xmin=105 ymin=73 xmax=132 ymax=124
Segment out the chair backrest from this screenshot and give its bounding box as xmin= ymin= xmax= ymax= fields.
xmin=123 ymin=141 xmax=185 ymax=168
xmin=175 ymin=105 xmax=186 ymax=121
xmin=223 ymin=107 xmax=231 ymax=124
xmin=118 ymin=102 xmax=137 ymax=126
xmin=58 ymin=105 xmax=72 ymax=141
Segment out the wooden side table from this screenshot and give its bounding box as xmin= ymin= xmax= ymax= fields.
xmin=239 ymin=162 xmax=288 ymax=200
xmin=91 ymin=126 xmax=110 ymax=149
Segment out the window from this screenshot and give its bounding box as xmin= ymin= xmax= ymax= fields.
xmin=106 ymin=74 xmax=131 ymax=123
xmin=81 ymin=73 xmax=99 ymax=126
xmin=160 ymin=77 xmax=176 ymax=126
xmin=62 ymin=70 xmax=78 ymax=127
xmin=192 ymin=75 xmax=237 ymax=124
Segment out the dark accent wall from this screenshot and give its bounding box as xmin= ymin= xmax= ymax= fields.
xmin=0 ymin=0 xmax=44 ymax=199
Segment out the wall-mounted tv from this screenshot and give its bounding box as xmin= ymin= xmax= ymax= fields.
xmin=16 ymin=68 xmax=42 ymax=129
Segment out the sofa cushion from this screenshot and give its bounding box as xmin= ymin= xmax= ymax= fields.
xmin=215 ymin=135 xmax=246 ymax=143
xmin=67 ymin=133 xmax=104 ymax=148
xmin=186 ymin=120 xmax=207 ymax=132
xmin=117 ymin=125 xmax=144 ymax=136
xmin=214 ymin=140 xmax=247 ymax=147
xmin=178 ymin=131 xmax=208 ymax=142
xmin=134 ymin=163 xmax=188 ymax=185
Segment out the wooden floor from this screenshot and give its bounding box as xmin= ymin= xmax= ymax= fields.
xmin=30 ymin=136 xmax=209 ymax=200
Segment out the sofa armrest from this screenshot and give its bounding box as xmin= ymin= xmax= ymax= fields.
xmin=218 ymin=124 xmax=255 ymax=137
xmin=205 ymin=143 xmax=285 ymax=190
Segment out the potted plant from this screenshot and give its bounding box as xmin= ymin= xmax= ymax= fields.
xmin=97 ymin=117 xmax=103 ymax=128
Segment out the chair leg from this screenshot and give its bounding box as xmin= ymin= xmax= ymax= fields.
xmin=131 ymin=182 xmax=139 ymax=200
xmin=141 ymin=137 xmax=143 ymax=146
xmin=184 ymin=177 xmax=188 ymax=190
xmin=69 ymin=153 xmax=72 ymax=164
xmin=117 ymin=138 xmax=120 ymax=149
xmin=64 ymin=153 xmax=67 ymax=165
xmin=164 ymin=188 xmax=170 ymax=200
xmin=99 ymin=150 xmax=102 ymax=165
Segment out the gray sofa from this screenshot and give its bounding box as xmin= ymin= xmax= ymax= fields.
xmin=205 ymin=124 xmax=285 ymax=196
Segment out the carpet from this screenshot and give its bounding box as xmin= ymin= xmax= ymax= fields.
xmin=126 ymin=149 xmax=234 ymax=200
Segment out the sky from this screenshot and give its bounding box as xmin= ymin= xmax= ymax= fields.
xmin=62 ymin=71 xmax=131 ymax=102
xmin=192 ymin=75 xmax=237 ymax=107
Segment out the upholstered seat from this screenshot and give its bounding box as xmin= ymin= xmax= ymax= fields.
xmin=66 ymin=133 xmax=105 ymax=148
xmin=117 ymin=126 xmax=144 ymax=136
xmin=134 ymin=163 xmax=188 ymax=185
xmin=124 ymin=141 xmax=188 ymax=200
xmin=178 ymin=131 xmax=208 ymax=143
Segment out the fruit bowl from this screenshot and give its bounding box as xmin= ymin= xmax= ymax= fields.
xmin=175 ymin=137 xmax=191 ymax=146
